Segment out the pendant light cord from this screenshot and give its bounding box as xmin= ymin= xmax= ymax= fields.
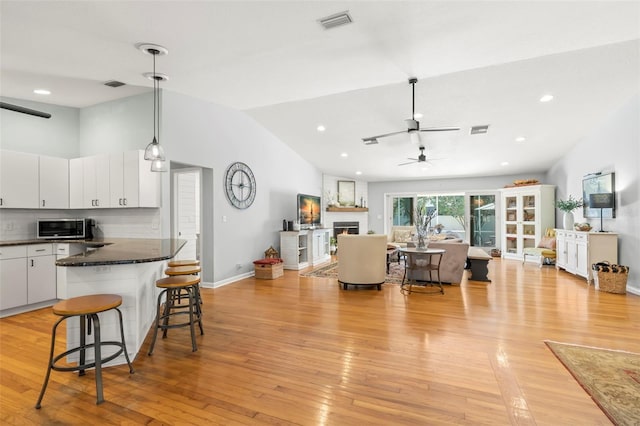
xmin=152 ymin=49 xmax=158 ymax=144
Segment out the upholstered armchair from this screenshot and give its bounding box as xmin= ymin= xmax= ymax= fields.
xmin=523 ymin=228 xmax=556 ymax=267
xmin=337 ymin=234 xmax=387 ymax=290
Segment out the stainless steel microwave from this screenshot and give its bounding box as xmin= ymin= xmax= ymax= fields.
xmin=37 ymin=218 xmax=94 ymax=240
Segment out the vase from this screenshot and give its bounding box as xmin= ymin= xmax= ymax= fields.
xmin=563 ymin=211 xmax=574 ymax=230
xmin=416 ymin=225 xmax=429 ymax=249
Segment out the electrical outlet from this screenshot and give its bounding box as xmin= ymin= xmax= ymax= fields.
xmin=236 ymin=263 xmax=242 ymax=269
xmin=3 ymin=222 xmax=14 ymax=231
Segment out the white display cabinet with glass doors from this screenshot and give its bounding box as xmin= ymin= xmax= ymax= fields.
xmin=500 ymin=185 xmax=555 ymax=260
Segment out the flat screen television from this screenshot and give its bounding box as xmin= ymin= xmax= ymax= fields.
xmin=297 ymin=193 xmax=321 ymax=229
xmin=582 ymin=172 xmax=615 ymax=219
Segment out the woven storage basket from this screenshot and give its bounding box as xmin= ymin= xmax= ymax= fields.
xmin=592 ymin=262 xmax=629 ymax=294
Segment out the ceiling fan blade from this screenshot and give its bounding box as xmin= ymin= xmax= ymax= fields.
xmin=418 ymin=126 xmax=460 ymax=132
xmin=398 ymin=160 xmax=417 ymax=166
xmin=362 ymin=130 xmax=407 ymax=142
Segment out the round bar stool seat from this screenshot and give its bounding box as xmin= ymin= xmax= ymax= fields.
xmin=167 ymin=259 xmax=200 ymax=268
xmin=35 ymin=294 xmax=134 ymax=408
xmin=148 ymin=275 xmax=204 ymax=355
xmin=164 ymin=265 xmax=201 ymax=275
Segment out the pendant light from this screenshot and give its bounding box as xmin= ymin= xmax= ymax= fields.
xmin=137 ymin=43 xmax=169 ymax=171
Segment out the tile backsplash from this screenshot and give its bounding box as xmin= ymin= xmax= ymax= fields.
xmin=0 ymin=208 xmax=162 ymax=241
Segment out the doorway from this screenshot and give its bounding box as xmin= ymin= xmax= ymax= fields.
xmin=172 ymin=168 xmax=201 ymax=261
xmin=170 ymin=163 xmax=214 ymax=285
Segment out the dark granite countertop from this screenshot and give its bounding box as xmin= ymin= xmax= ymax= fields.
xmin=0 ymin=238 xmax=185 ymax=266
xmin=55 ymin=238 xmax=186 ymax=266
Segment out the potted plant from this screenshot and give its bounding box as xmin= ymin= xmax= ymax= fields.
xmin=329 ymin=237 xmax=337 ymax=255
xmin=555 ymin=195 xmax=583 ymax=230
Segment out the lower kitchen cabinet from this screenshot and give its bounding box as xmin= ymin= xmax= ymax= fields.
xmin=0 ymin=244 xmax=57 ymax=315
xmin=27 ymin=245 xmax=56 ymax=304
xmin=0 ymin=247 xmax=28 ymax=310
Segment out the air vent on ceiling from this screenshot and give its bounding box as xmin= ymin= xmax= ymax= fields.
xmin=470 ymin=125 xmax=489 ymax=135
xmin=319 ymin=11 xmax=353 ymax=30
xmin=104 ymin=80 xmax=126 ymax=88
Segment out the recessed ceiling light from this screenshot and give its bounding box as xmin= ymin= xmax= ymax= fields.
xmin=515 ymin=137 xmax=526 ymax=142
xmin=539 ymin=94 xmax=554 ymax=102
xmin=340 ymin=152 xmax=348 ymax=158
xmin=317 ymin=125 xmax=326 ymax=132
xmin=355 ymin=171 xmax=362 ymax=175
xmin=33 ymin=89 xmax=51 ymax=95
xmin=413 ymin=113 xmax=423 ymax=119
xmin=501 ymin=161 xmax=509 ymax=166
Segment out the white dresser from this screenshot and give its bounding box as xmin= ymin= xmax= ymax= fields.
xmin=555 ymin=229 xmax=618 ymax=283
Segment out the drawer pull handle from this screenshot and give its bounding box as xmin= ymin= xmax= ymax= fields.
xmin=35 ymin=249 xmax=46 ymax=252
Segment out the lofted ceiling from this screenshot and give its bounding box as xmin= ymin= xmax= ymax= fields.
xmin=1 ymin=1 xmax=639 ymax=182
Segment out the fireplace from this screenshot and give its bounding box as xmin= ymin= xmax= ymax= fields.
xmin=333 ymin=221 xmax=359 ymax=238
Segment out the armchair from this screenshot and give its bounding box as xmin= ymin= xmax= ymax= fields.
xmin=523 ymin=228 xmax=556 ymax=267
xmin=337 ymin=234 xmax=387 ymax=290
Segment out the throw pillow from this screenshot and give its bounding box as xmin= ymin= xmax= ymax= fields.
xmin=394 ymin=229 xmax=412 ymax=243
xmin=537 ymin=236 xmax=556 ymax=249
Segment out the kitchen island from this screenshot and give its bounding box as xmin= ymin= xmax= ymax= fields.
xmin=56 ymin=238 xmax=186 ymax=366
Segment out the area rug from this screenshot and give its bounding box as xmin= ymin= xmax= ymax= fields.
xmin=545 ymin=341 xmax=640 ymax=425
xmin=300 ymin=261 xmax=405 ymax=285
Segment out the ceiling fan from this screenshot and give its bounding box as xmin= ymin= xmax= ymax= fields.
xmin=398 ymin=146 xmax=440 ymax=166
xmin=363 ymin=77 xmax=459 ymax=145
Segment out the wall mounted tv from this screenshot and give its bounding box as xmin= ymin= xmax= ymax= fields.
xmin=297 ymin=193 xmax=321 ymax=229
xmin=582 ymin=172 xmax=615 ymax=219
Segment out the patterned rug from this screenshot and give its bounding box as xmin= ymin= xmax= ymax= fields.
xmin=545 ymin=341 xmax=640 ymax=425
xmin=300 ymin=261 xmax=405 ymax=285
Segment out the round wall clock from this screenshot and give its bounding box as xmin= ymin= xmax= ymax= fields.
xmin=224 ymin=162 xmax=256 ymax=209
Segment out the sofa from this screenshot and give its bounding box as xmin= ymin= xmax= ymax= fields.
xmin=406 ymin=239 xmax=470 ymax=284
xmin=387 ymin=226 xmax=415 ymax=248
xmin=337 ymin=234 xmax=387 ymax=290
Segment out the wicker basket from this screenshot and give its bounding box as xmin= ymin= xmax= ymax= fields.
xmin=592 ymin=262 xmax=629 ymax=294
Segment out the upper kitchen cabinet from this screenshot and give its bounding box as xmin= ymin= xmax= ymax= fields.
xmin=0 ymin=150 xmax=39 ymax=208
xmin=109 ymin=150 xmax=161 ymax=208
xmin=69 ymin=154 xmax=110 ymax=208
xmin=39 ymin=155 xmax=69 ymax=209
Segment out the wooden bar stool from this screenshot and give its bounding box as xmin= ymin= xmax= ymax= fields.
xmin=35 ymin=294 xmax=134 ymax=408
xmin=148 ymin=275 xmax=204 ymax=355
xmin=167 ymin=259 xmax=200 ymax=268
xmin=165 ymin=264 xmax=202 ymax=306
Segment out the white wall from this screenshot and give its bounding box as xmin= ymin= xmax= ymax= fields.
xmin=159 ymin=91 xmax=322 ymax=282
xmin=547 ymin=94 xmax=639 ymax=294
xmin=0 ymin=97 xmax=79 ymax=158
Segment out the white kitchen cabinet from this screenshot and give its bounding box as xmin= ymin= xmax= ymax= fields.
xmin=0 ymin=246 xmax=28 ymax=310
xmin=555 ymin=229 xmax=618 ymax=283
xmin=27 ymin=244 xmax=56 ymax=304
xmin=501 ymin=185 xmax=555 ymax=261
xmin=39 ymin=155 xmax=69 ymax=209
xmin=0 ymin=244 xmax=57 ymax=315
xmin=70 ymin=155 xmax=110 ymax=208
xmin=0 ymin=150 xmax=39 ymax=208
xmin=280 ymin=231 xmax=309 ymax=270
xmin=309 ymin=228 xmax=331 ymax=266
xmin=110 ymin=150 xmax=161 ymax=208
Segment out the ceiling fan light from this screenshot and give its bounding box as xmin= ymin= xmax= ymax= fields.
xmin=144 ymin=138 xmax=165 ymax=161
xmin=150 ymin=158 xmax=168 ymax=172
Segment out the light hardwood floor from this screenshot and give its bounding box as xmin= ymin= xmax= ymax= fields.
xmin=1 ymin=258 xmax=639 ymax=425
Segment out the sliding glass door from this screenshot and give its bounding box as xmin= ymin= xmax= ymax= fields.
xmin=465 ymin=192 xmax=499 ymax=249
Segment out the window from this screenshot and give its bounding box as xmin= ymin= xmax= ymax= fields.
xmin=392 ymin=194 xmax=465 ymax=234
xmin=392 ymin=197 xmax=413 ymax=226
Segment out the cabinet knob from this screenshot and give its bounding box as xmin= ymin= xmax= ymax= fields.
xmin=42 ymin=200 xmax=46 ymax=207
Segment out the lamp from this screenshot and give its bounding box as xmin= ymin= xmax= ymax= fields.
xmin=137 ymin=43 xmax=169 ymax=171
xmin=589 ymin=193 xmax=614 ymax=232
